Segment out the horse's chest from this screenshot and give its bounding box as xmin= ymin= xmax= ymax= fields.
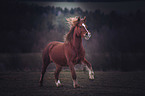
xmin=73 ymin=51 xmax=85 ymax=64
xmin=73 ymin=57 xmax=82 ymax=64
xmin=65 ymin=45 xmax=85 ymax=64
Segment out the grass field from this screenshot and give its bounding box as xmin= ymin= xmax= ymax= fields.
xmin=0 ymin=71 xmax=145 ymax=96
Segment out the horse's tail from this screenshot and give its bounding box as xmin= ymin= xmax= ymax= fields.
xmin=42 ymin=44 xmax=51 ymax=67
xmin=42 ymin=41 xmax=60 ymax=71
xmin=42 ymin=41 xmax=60 ymax=64
xmin=39 ymin=43 xmax=53 ymax=86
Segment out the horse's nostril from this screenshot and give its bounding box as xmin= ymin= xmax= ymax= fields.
xmin=86 ymin=33 xmax=88 ymax=36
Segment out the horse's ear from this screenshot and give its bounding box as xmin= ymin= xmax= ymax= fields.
xmin=77 ymin=17 xmax=80 ymax=22
xmin=83 ymin=16 xmax=86 ymax=22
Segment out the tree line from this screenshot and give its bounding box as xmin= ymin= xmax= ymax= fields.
xmin=0 ymin=1 xmax=145 ymax=71
xmin=1 ymin=2 xmax=145 ymax=53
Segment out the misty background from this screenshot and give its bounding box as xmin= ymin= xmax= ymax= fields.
xmin=0 ymin=1 xmax=145 ymax=72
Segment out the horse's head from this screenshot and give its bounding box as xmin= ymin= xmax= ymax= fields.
xmin=75 ymin=16 xmax=91 ymax=40
xmin=65 ymin=16 xmax=91 ymax=42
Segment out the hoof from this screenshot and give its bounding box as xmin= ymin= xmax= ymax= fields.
xmin=89 ymin=78 xmax=94 ymax=81
xmin=89 ymin=76 xmax=94 ymax=80
xmin=57 ymin=84 xmax=63 ymax=88
xmin=89 ymin=74 xmax=94 ymax=80
xmin=39 ymin=83 xmax=43 ymax=87
xmin=74 ymin=84 xmax=81 ymax=88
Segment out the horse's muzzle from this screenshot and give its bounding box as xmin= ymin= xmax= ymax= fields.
xmin=85 ymin=32 xmax=91 ymax=40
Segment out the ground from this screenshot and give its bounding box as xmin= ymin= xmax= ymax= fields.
xmin=0 ymin=71 xmax=145 ymax=96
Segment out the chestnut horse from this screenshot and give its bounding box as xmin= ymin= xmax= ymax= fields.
xmin=39 ymin=16 xmax=94 ymax=88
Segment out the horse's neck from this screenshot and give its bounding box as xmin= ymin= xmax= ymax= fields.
xmin=72 ymin=36 xmax=83 ymax=52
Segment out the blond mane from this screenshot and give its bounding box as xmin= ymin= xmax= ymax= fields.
xmin=64 ymin=17 xmax=79 ymax=43
xmin=66 ymin=17 xmax=78 ymax=28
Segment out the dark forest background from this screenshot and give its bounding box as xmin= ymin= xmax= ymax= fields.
xmin=0 ymin=1 xmax=145 ymax=71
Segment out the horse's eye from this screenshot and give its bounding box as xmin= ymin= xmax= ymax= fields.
xmin=79 ymin=26 xmax=82 ymax=28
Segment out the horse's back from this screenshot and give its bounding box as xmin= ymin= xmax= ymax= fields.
xmin=47 ymin=41 xmax=67 ymax=66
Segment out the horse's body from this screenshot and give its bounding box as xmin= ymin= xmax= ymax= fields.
xmin=47 ymin=41 xmax=85 ymax=66
xmin=39 ymin=17 xmax=94 ymax=88
xmin=45 ymin=41 xmax=67 ymax=66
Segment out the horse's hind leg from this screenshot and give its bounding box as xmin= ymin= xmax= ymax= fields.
xmin=39 ymin=54 xmax=50 ymax=87
xmin=55 ymin=64 xmax=62 ymax=87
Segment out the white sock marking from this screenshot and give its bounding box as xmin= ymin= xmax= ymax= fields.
xmin=55 ymin=80 xmax=61 ymax=87
xmin=82 ymin=23 xmax=91 ymax=40
xmin=88 ymin=68 xmax=94 ymax=80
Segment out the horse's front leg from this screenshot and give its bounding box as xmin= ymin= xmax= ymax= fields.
xmin=82 ymin=58 xmax=94 ymax=80
xmin=69 ymin=63 xmax=80 ymax=88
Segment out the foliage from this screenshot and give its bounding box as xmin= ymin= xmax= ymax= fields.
xmin=1 ymin=2 xmax=145 ymax=53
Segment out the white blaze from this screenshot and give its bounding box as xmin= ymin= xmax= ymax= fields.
xmin=82 ymin=23 xmax=89 ymax=33
xmin=82 ymin=23 xmax=91 ymax=40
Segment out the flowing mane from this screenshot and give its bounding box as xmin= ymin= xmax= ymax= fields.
xmin=64 ymin=17 xmax=79 ymax=43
